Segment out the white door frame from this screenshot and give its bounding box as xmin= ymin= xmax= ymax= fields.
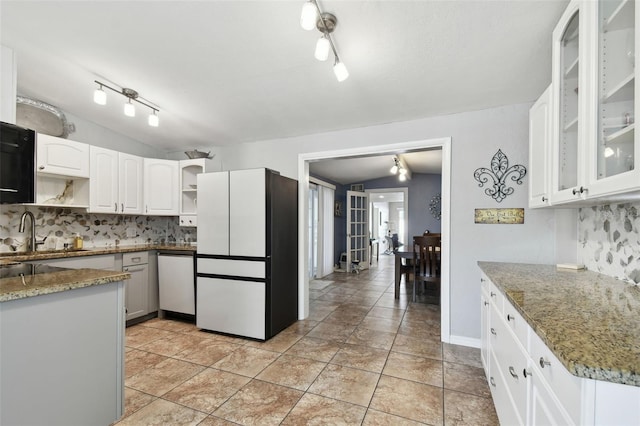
xmin=365 ymin=187 xmax=409 ymax=250
xmin=298 ymin=137 xmax=452 ymax=343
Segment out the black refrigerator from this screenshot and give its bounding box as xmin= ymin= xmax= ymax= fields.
xmin=195 ymin=168 xmax=298 ymax=340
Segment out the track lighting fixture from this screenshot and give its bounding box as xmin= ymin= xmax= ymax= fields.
xmin=93 ymin=80 xmax=160 ymax=127
xmin=390 ymin=157 xmax=411 ymax=181
xmin=300 ymin=0 xmax=348 ymax=82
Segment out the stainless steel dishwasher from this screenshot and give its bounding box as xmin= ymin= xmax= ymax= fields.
xmin=157 ymin=251 xmax=195 ymax=315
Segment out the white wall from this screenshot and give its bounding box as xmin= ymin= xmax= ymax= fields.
xmin=63 ymin=112 xmax=166 ymax=159
xmin=200 ymin=103 xmax=557 ymax=341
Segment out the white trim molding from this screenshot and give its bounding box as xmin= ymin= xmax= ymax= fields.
xmin=298 ymin=137 xmax=453 ymax=343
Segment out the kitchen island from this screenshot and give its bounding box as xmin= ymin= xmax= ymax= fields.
xmin=0 ymin=262 xmax=129 ymax=425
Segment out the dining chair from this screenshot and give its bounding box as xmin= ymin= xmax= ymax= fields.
xmin=412 ymin=235 xmax=441 ymax=303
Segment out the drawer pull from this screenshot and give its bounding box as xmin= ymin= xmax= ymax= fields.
xmin=509 ymin=366 xmax=518 ymax=379
xmin=490 ymin=328 xmax=496 ymax=335
xmin=539 ymin=357 xmax=551 ymax=368
xmin=131 ymin=257 xmax=141 ymax=263
xmin=483 ymin=301 xmax=489 ymax=306
xmin=490 ymin=291 xmax=496 ymax=298
xmin=506 ymin=314 xmax=514 ymax=322
xmin=490 ymin=377 xmax=496 ymax=387
xmin=523 ymin=368 xmax=532 ymax=378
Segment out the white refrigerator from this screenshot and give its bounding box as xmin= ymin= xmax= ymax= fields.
xmin=195 ymin=168 xmax=298 ymax=340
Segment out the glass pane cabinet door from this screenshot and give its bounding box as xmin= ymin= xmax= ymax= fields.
xmin=597 ymin=0 xmax=636 ymax=180
xmin=558 ymin=11 xmax=580 ymax=192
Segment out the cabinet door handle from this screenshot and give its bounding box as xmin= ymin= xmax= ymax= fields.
xmin=523 ymin=368 xmax=532 ymax=378
xmin=509 ymin=366 xmax=518 ymax=379
xmin=484 ymin=301 xmax=489 ymax=306
xmin=124 ymin=268 xmax=129 ymax=272
xmin=542 ymin=196 xmax=547 ymax=202
xmin=131 ymin=257 xmax=141 ymax=263
xmin=490 ymin=377 xmax=496 ymax=387
xmin=146 ymin=205 xmax=148 ymax=213
xmin=490 ymin=291 xmax=496 ymax=298
xmin=539 ymin=357 xmax=551 ymax=368
xmin=572 ymin=187 xmax=579 ymax=195
xmin=38 ymin=165 xmax=45 ymax=170
xmin=480 ymin=278 xmax=485 ymax=282
xmin=114 ymin=203 xmax=118 ymax=212
xmin=507 ymin=314 xmax=514 ymax=322
xmin=490 ymin=328 xmax=496 ymax=335
xmin=121 ymin=203 xmax=124 ymax=212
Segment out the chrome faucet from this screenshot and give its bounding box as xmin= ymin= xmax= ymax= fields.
xmin=19 ymin=211 xmax=46 ymax=252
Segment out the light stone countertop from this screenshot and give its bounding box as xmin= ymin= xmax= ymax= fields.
xmin=478 ymin=261 xmax=640 ymax=387
xmin=0 ymin=244 xmax=195 ymax=302
xmin=0 ymin=266 xmax=130 ymax=302
xmin=0 ymin=243 xmax=196 ymax=263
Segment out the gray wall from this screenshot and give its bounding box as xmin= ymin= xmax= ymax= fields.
xmin=213 ymin=102 xmax=557 ymax=342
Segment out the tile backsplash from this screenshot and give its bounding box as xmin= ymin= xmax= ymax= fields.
xmin=578 ymin=203 xmax=640 ymax=284
xmin=0 ymin=205 xmax=196 ymax=252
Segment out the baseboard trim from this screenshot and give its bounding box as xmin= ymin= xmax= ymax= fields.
xmin=449 ymin=335 xmax=481 ymax=349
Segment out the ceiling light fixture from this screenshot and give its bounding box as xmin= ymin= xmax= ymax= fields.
xmin=300 ymin=0 xmax=348 ymax=82
xmin=93 ymin=80 xmax=160 ymax=127
xmin=93 ymin=84 xmax=107 ymax=105
xmin=389 ymin=156 xmax=411 ymax=181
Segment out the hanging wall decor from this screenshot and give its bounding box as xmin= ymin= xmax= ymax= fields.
xmin=473 ymin=149 xmax=527 ymax=203
xmin=429 ymin=193 xmax=441 ymax=220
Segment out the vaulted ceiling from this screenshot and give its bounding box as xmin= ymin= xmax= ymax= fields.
xmin=1 ymin=0 xmax=568 ymax=155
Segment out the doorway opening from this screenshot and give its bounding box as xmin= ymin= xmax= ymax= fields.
xmin=298 ymin=137 xmax=452 ymax=343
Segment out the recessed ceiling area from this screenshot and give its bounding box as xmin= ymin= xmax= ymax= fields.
xmin=309 ymin=149 xmax=442 ymax=185
xmin=0 ymin=1 xmax=568 ymax=152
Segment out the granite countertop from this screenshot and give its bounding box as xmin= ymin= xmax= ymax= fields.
xmin=0 ymin=265 xmax=130 ymax=302
xmin=478 ymin=261 xmax=640 ymax=387
xmin=0 ymin=244 xmax=196 ymax=302
xmin=0 ymin=243 xmax=196 ymax=263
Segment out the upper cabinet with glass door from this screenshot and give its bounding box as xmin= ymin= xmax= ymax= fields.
xmin=551 ymin=1 xmax=587 ymax=204
xmin=587 ymin=0 xmax=638 ymax=198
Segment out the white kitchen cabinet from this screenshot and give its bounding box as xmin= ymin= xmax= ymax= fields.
xmin=550 ymin=0 xmax=588 ymax=204
xmin=123 ymin=252 xmax=149 ymax=322
xmin=179 ymin=158 xmax=206 ymax=227
xmin=1 ymin=45 xmax=16 ymax=124
xmin=584 ymin=0 xmax=639 ymax=198
xmin=143 ymin=158 xmax=179 ymax=215
xmin=37 ymin=133 xmax=89 ymax=177
xmin=89 ymin=146 xmax=143 ymax=214
xmin=535 ymin=0 xmax=639 ymax=206
xmin=529 ymin=85 xmax=553 ymax=208
xmin=34 ymin=133 xmax=90 ymax=207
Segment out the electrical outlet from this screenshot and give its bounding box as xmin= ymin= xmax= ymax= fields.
xmin=126 ymin=228 xmax=137 ymax=238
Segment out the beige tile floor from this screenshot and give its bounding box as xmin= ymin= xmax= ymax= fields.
xmin=116 ymin=255 xmax=498 ymax=425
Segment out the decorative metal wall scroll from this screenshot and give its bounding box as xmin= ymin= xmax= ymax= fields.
xmin=474 ymin=208 xmax=525 ymax=224
xmin=473 ymin=149 xmax=527 ymax=203
xmin=429 ymin=193 xmax=441 ymax=220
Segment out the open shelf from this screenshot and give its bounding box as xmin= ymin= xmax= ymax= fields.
xmin=564 ymin=116 xmax=579 ymax=132
xmin=603 ymin=73 xmax=635 ymax=104
xmin=565 ymin=57 xmax=579 ymax=78
xmin=605 ymin=123 xmax=635 ymax=145
xmin=605 ymin=0 xmax=634 ymax=32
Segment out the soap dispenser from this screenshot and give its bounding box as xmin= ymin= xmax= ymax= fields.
xmin=73 ymin=233 xmax=83 ymax=250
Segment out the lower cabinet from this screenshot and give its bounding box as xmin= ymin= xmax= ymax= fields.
xmin=480 ymin=271 xmax=639 ymax=426
xmin=123 ymin=251 xmax=153 ymax=323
